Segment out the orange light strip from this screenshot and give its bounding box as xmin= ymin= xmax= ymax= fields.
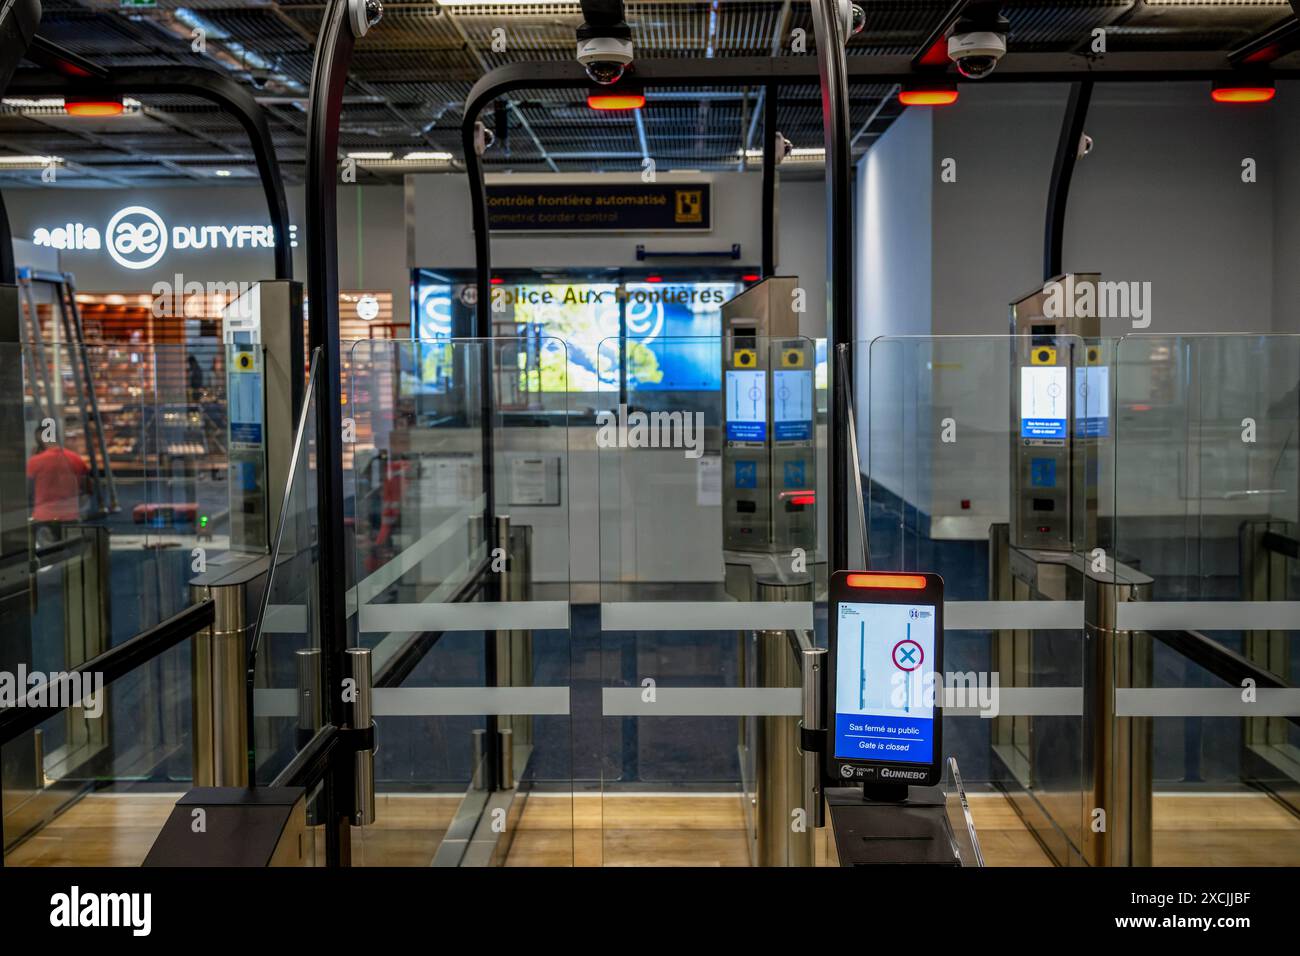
xmin=898 ymin=87 xmax=959 ymax=107
xmin=587 ymin=93 xmax=645 ymax=111
xmin=65 ymin=98 xmax=125 ymax=117
xmin=845 ymin=573 xmax=927 ymax=590
xmin=1210 ymin=86 xmax=1275 ymax=104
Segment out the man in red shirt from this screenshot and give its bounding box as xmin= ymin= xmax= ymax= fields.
xmin=27 ymin=430 xmax=89 ymax=530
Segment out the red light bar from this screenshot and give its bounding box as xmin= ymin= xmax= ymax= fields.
xmin=788 ymin=494 xmax=815 ymax=507
xmin=587 ymin=93 xmax=645 ymax=111
xmin=846 ymin=573 xmax=927 ymax=590
xmin=1211 ymin=85 xmax=1275 ymax=104
xmin=489 ymin=277 xmax=504 ymax=285
xmin=917 ymin=38 xmax=950 ymax=68
xmin=65 ymin=96 xmax=124 ymax=117
xmin=899 ymin=86 xmax=959 ymax=107
xmin=1211 ymin=78 xmax=1274 ymax=104
xmin=742 ymin=274 xmax=760 ymax=282
xmin=643 ymin=275 xmax=662 ymax=283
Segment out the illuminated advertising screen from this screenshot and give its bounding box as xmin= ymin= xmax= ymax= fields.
xmin=413 ymin=275 xmax=740 ymax=393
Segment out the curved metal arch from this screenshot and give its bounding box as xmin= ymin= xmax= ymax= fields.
xmin=0 ymin=0 xmax=42 ymax=285
xmin=6 ymin=66 xmax=293 ymax=281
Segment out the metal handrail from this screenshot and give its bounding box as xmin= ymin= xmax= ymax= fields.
xmin=0 ymin=599 xmax=214 ymax=745
xmin=836 ymin=344 xmax=870 ymax=568
xmin=247 ymin=347 xmax=322 ymax=678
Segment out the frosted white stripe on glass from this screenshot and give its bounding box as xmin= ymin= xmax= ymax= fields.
xmin=602 ymin=687 xmax=802 ymax=716
xmin=253 ymin=686 xmax=569 ymax=717
xmin=600 ymin=601 xmax=813 ymax=632
xmin=944 ymin=601 xmax=1084 ymax=631
xmin=359 ymin=600 xmax=569 ymax=634
xmin=1115 ymin=602 xmax=1300 ymax=632
xmin=943 ymin=687 xmax=1083 ymax=717
xmin=1114 ymin=688 xmax=1300 ymax=717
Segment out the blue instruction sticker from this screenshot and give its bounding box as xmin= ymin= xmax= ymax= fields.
xmin=1030 ymin=457 xmax=1056 ymax=488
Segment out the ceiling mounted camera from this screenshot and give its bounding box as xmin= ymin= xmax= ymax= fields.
xmin=947 ymin=3 xmax=1009 ymax=79
xmin=576 ymin=0 xmax=634 ymax=86
xmin=837 ymin=0 xmax=867 ymax=39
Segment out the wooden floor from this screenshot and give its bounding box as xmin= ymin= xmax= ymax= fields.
xmin=6 ymin=790 xmax=1298 ymax=867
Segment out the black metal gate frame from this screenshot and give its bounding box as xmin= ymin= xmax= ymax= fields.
xmin=459 ymin=47 xmax=1299 ymax=579
xmin=6 ymin=66 xmax=293 ymax=284
xmin=301 ymin=0 xmax=1298 ymax=864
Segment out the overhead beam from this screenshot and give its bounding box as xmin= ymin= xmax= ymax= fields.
xmin=1229 ymin=15 xmax=1300 ymax=67
xmin=24 ymin=33 xmax=108 ymax=80
xmin=911 ymin=0 xmax=973 ymax=68
xmin=8 ymin=67 xmax=293 ymax=280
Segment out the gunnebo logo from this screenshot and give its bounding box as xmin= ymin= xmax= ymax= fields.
xmin=1043 ymin=274 xmax=1152 ymax=329
xmin=596 ymin=403 xmax=705 ymax=459
xmin=0 ymin=667 xmax=104 ymax=719
xmin=50 ymin=886 xmax=151 ymax=936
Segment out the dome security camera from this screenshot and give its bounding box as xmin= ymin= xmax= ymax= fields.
xmin=836 ymin=0 xmax=867 ymax=39
xmin=576 ymin=1 xmax=634 ymax=86
xmin=947 ymin=8 xmax=1009 ymax=79
xmin=576 ymin=35 xmax=634 ymax=86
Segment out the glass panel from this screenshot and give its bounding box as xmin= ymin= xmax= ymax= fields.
xmin=4 ymin=335 xmax=248 ymax=857
xmin=1113 ymin=333 xmax=1300 ymax=867
xmin=3 ymin=641 xmax=193 ymax=865
xmin=250 ymin=350 xmax=322 ymax=785
xmin=597 ymin=333 xmax=824 ymax=866
xmin=344 ymin=337 xmax=575 ymax=866
xmin=863 ymin=334 xmax=1092 ymax=867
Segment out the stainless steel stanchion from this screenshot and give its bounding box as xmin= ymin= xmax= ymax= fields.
xmin=754 ymin=575 xmax=815 ymax=866
xmin=295 ymin=647 xmax=321 ymax=749
xmin=801 ymin=646 xmax=827 ymax=830
xmin=499 ymin=727 xmax=515 ymax=790
xmin=190 ymin=579 xmax=251 ymax=787
xmin=471 ymin=727 xmax=488 ymax=790
xmin=1088 ymin=568 xmax=1153 ymax=867
xmin=346 ymin=647 xmax=375 ymax=826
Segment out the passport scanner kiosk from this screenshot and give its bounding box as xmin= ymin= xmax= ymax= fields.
xmin=821 ymin=570 xmax=963 ymax=866
xmin=219 ymin=281 xmax=303 ymax=553
xmin=991 ymin=274 xmax=1154 ymax=867
xmin=720 ymin=277 xmax=817 ymax=603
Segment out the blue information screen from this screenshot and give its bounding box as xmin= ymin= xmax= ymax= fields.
xmin=725 ymin=369 xmax=767 ymax=442
xmin=1020 ymin=366 xmax=1068 ymax=439
xmin=834 ymin=601 xmax=937 ymax=764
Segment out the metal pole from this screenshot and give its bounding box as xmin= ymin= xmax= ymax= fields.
xmin=346 ymin=647 xmax=375 ymax=826
xmin=304 ymin=0 xmax=375 ymax=866
xmin=761 ymin=81 xmax=778 ymax=278
xmin=754 ymin=577 xmax=814 ymax=866
xmin=802 ymin=645 xmax=827 ymax=830
xmin=1087 ymin=569 xmax=1152 ymax=866
xmin=1044 ymin=81 xmax=1093 ymax=281
xmin=808 ymin=0 xmax=854 ymax=576
xmin=296 ymin=648 xmax=322 ymax=751
xmin=190 ymin=581 xmax=250 ymax=787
